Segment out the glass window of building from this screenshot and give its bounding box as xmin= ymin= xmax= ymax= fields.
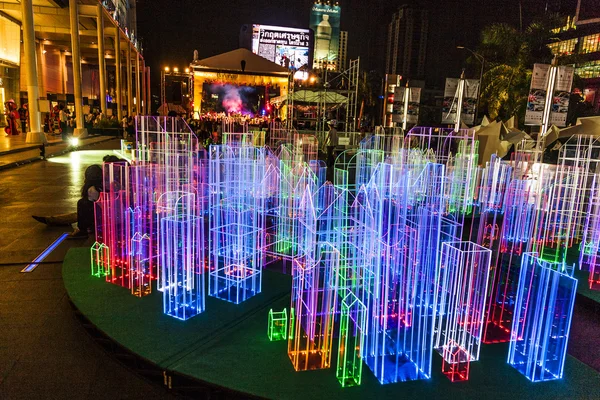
xmin=581 ymin=34 xmax=600 ymax=54
xmin=575 ymin=60 xmax=600 ymax=79
xmin=548 ymin=38 xmax=578 ymax=56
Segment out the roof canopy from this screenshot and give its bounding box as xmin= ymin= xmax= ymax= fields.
xmin=270 ymin=90 xmax=348 ymax=105
xmin=192 ymin=48 xmax=290 ymax=76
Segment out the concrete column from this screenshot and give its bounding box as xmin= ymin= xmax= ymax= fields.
xmin=135 ymin=52 xmax=141 ymax=115
xmin=141 ymin=57 xmax=146 ymax=115
xmin=37 ymin=42 xmax=47 ymax=98
xmin=126 ymin=44 xmax=132 ymax=116
xmin=21 ymin=0 xmax=45 ymax=143
xmin=69 ymin=0 xmax=87 ymax=137
xmin=96 ymin=4 xmax=107 ymax=113
xmin=60 ymin=50 xmax=67 ymax=94
xmin=146 ymin=66 xmax=151 ymax=115
xmin=114 ymin=32 xmax=122 ymax=120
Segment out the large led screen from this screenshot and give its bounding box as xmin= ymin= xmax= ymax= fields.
xmin=251 ymin=25 xmax=311 ymax=70
xmin=202 ymin=83 xmax=263 ymax=116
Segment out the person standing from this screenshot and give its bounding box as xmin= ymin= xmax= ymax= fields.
xmin=18 ymin=103 xmax=28 ymax=133
xmin=59 ymin=104 xmax=68 ymax=140
xmin=325 ymin=120 xmax=338 ymax=172
xmin=4 ymin=100 xmax=19 ymax=136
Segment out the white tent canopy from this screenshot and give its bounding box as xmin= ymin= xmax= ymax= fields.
xmin=270 ymin=90 xmax=348 ymax=105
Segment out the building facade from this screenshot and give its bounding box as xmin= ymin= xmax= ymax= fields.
xmin=0 ymin=0 xmax=146 ymax=133
xmin=385 ymin=5 xmax=428 ymax=80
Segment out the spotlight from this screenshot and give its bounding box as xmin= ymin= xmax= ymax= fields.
xmin=69 ymin=137 xmax=79 ymax=146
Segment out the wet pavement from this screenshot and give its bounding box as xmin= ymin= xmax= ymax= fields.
xmin=0 ymin=141 xmax=174 ymax=399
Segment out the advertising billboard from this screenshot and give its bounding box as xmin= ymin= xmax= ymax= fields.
xmin=250 ymin=25 xmax=311 ymax=71
xmin=392 ymin=87 xmax=421 ymax=125
xmin=525 ymin=64 xmax=574 ymax=127
xmin=442 ymin=78 xmax=479 ymax=125
xmin=309 ymin=3 xmax=341 ymax=70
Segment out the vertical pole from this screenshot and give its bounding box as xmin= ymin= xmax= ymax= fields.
xmin=21 ymin=0 xmax=45 ymax=143
xmin=60 ymin=50 xmax=68 ymax=94
xmin=141 ymin=58 xmax=146 ymax=115
xmin=114 ymin=31 xmax=122 ymax=121
xmin=96 ymin=4 xmax=107 ymax=113
xmin=146 ymin=66 xmax=151 ymax=115
xmin=475 ymin=59 xmax=484 ymax=124
xmin=69 ymin=0 xmax=87 ymax=137
xmin=540 ymin=59 xmax=558 ymax=144
xmin=127 ymin=43 xmax=133 ymax=116
xmin=402 ymin=81 xmax=410 ymax=131
xmin=136 ymin=52 xmax=141 ymax=115
xmin=37 ymin=42 xmax=47 ymax=98
xmin=455 ymin=70 xmax=466 ymax=132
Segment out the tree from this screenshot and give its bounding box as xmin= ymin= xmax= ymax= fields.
xmin=476 ymin=15 xmax=562 ymax=125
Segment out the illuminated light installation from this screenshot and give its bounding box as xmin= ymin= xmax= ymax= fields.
xmin=209 ymin=145 xmax=266 ymax=304
xmin=581 ymin=175 xmax=600 ymax=290
xmin=268 ymin=145 xmax=320 ymax=268
xmin=434 ymin=241 xmax=491 ymax=382
xmin=135 ymin=117 xmax=199 ymax=293
xmin=483 ymin=179 xmax=538 ymax=344
xmin=289 ymin=242 xmax=340 ymax=371
xmin=508 ymin=253 xmax=577 ymax=382
xmin=160 ymin=192 xmax=205 ymax=320
xmin=96 ymin=161 xmax=132 ymax=289
xmin=363 ymin=160 xmax=444 ymax=384
xmin=336 ymin=292 xmax=367 ymax=387
xmin=475 ymin=155 xmax=512 ymax=247
xmin=536 ymin=166 xmax=586 ymax=263
xmin=268 ymin=309 xmax=288 ymax=341
xmin=556 ymin=135 xmax=600 ymax=242
xmin=288 ymin=183 xmax=344 ymax=371
xmin=90 ymin=242 xmax=110 ymax=278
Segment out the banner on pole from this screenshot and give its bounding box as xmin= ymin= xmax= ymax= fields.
xmin=392 ymin=87 xmax=421 ymax=124
xmin=525 ymin=64 xmax=573 ymax=127
xmin=442 ymin=78 xmax=479 ymax=125
xmin=550 ymin=65 xmax=574 ymax=127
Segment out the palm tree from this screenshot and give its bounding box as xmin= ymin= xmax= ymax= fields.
xmin=477 ymin=15 xmax=562 ymax=124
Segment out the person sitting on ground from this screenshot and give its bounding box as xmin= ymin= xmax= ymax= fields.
xmin=32 ymin=155 xmax=124 ymax=235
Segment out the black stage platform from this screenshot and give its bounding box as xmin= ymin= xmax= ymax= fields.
xmin=63 ymin=248 xmax=600 ymax=399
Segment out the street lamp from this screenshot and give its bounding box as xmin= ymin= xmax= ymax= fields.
xmin=457 ymin=46 xmax=485 ymax=124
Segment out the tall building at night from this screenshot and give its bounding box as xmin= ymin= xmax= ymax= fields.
xmin=338 ymin=31 xmax=348 ymax=71
xmin=548 ymin=0 xmax=600 ymax=112
xmin=385 ymin=5 xmax=428 ymax=79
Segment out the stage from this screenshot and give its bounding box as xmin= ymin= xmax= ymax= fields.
xmin=63 ymin=247 xmax=600 ymax=399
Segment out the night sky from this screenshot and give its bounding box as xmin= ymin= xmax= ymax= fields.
xmin=136 ymin=0 xmax=579 ymax=98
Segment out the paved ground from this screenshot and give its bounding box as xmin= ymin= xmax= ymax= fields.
xmin=0 ymin=133 xmax=117 ymax=169
xmin=0 ymin=141 xmax=174 ymax=399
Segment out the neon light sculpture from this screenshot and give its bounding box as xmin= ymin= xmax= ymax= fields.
xmin=97 ymin=161 xmax=132 ymax=289
xmin=267 ymin=309 xmax=288 ymax=341
xmin=508 ymin=253 xmax=577 ymax=382
xmin=209 ymin=145 xmax=266 ymax=304
xmin=363 ymin=160 xmax=444 ymax=384
xmin=434 ymin=241 xmax=491 ymax=382
xmin=483 ymin=179 xmax=538 ymax=344
xmin=160 ymin=192 xmax=205 ymax=320
xmin=90 ymin=242 xmax=110 ymax=278
xmin=581 ymin=175 xmax=600 ymax=289
xmin=288 ymin=242 xmax=340 ymax=371
xmin=336 ymin=292 xmax=367 ymax=387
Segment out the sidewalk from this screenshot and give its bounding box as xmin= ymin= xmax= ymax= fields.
xmin=0 ymin=133 xmax=118 ymax=170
